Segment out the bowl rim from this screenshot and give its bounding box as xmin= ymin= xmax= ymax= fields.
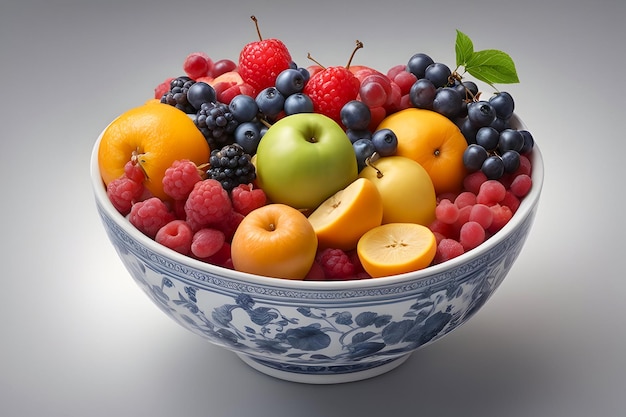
xmin=90 ymin=112 xmax=544 ymax=290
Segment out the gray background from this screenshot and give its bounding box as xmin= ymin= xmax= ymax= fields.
xmin=1 ymin=0 xmax=624 ymax=416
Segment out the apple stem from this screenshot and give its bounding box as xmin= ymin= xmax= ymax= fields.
xmin=251 ymin=15 xmax=263 ymax=41
xmin=346 ymin=40 xmax=363 ymax=69
xmin=365 ymin=155 xmax=383 ymax=178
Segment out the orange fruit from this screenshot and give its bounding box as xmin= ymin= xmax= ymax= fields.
xmin=231 ymin=204 xmax=318 ymax=280
xmin=358 ymin=155 xmax=436 ymax=226
xmin=307 ymin=177 xmax=383 ymax=251
xmin=98 ymin=103 xmax=209 ymax=200
xmin=376 ymin=107 xmax=468 ymax=194
xmin=357 ymin=223 xmax=437 ymax=278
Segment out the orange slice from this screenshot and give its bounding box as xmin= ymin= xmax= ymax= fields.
xmin=357 ymin=223 xmax=437 ymax=278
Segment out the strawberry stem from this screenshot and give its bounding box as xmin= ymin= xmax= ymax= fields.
xmin=346 ymin=40 xmax=363 ymax=69
xmin=251 ymin=15 xmax=263 ymax=41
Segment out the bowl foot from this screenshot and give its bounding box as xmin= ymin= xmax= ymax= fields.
xmin=236 ymin=353 xmax=412 ymax=384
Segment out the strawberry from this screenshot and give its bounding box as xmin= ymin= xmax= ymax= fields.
xmin=238 ymin=16 xmax=292 ymax=96
xmin=303 ymin=41 xmax=363 ymax=125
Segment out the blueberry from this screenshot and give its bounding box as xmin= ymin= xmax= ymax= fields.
xmin=353 ymin=139 xmax=377 ymax=172
xmin=498 ymin=129 xmax=525 ymax=152
xmin=432 ymin=87 xmax=463 ymax=119
xmin=186 ymin=81 xmax=216 ymax=110
xmin=234 ymin=121 xmax=263 ymax=155
xmin=409 ymin=78 xmax=436 ymax=109
xmin=340 ymin=100 xmax=371 ymax=130
xmin=346 ymin=129 xmax=372 ymax=144
xmin=229 ymin=94 xmax=259 ymax=122
xmin=407 ymin=53 xmax=434 ymax=79
xmin=371 ymin=128 xmax=398 ymax=157
xmin=284 ymin=93 xmax=314 ymax=115
xmin=475 ymin=126 xmax=500 ymax=151
xmin=424 ymin=62 xmax=452 ymax=88
xmin=275 ymin=68 xmax=306 ymax=96
xmin=255 ymin=87 xmax=285 ymax=119
xmin=489 ymin=91 xmax=515 ymax=119
xmin=467 ymin=101 xmax=497 ymax=128
xmin=481 ymin=155 xmax=505 ymax=179
xmin=463 ymin=144 xmax=488 ymax=171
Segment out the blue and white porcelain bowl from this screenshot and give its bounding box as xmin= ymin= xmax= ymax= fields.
xmin=90 ymin=115 xmax=543 ymax=384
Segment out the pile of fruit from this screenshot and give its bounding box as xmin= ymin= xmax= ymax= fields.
xmin=97 ymin=18 xmax=535 ymax=281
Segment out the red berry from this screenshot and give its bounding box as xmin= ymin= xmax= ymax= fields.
xmin=435 ymin=198 xmax=459 ymax=224
xmin=487 ymin=204 xmax=513 ymax=234
xmin=454 ymin=191 xmax=477 ymax=209
xmin=477 ymin=180 xmax=506 ymax=206
xmin=501 ymin=190 xmax=521 ymax=213
xmin=434 ymin=239 xmax=464 ymax=264
xmin=183 ymin=52 xmax=213 ymax=80
xmin=202 ymin=242 xmax=232 ymax=267
xmin=211 ymin=210 xmax=244 ymax=242
xmin=468 ymin=204 xmax=493 ymax=229
xmin=124 ymin=160 xmax=145 ymax=184
xmin=129 ymin=197 xmax=176 ymax=238
xmin=459 ymin=221 xmax=486 ymax=251
xmin=184 ymin=179 xmax=232 ymax=231
xmin=303 ymin=66 xmax=361 ymax=124
xmin=212 ymin=59 xmax=238 ymax=78
xmin=231 ymin=183 xmax=267 ymax=216
xmin=106 ymin=176 xmax=144 ymax=215
xmin=510 ymin=174 xmax=532 ymax=198
xmin=316 ymin=248 xmax=356 ymax=280
xmin=304 ymin=261 xmax=326 ymax=281
xmin=238 ymin=17 xmax=292 ymax=96
xmin=154 ymin=77 xmax=174 ymax=100
xmin=191 ymin=228 xmax=226 ymax=259
xmin=463 ymin=171 xmax=488 ymax=194
xmin=162 ymin=159 xmax=203 ymax=201
xmin=155 ymin=220 xmax=193 ymax=255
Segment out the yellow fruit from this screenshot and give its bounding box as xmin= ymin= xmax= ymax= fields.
xmin=359 ymin=155 xmax=436 ymax=226
xmin=357 ymin=223 xmax=437 ymax=278
xmin=231 ymin=204 xmax=318 ymax=280
xmin=307 ymin=178 xmax=383 ymax=251
xmin=98 ymin=103 xmax=209 ymax=200
xmin=376 ymin=108 xmax=468 ymax=194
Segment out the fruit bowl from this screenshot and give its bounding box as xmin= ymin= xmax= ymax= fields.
xmin=91 ymin=113 xmax=543 ymax=384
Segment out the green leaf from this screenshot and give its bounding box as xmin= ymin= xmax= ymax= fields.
xmin=455 ymin=30 xmax=474 ymax=67
xmin=465 ymin=49 xmax=520 ymax=85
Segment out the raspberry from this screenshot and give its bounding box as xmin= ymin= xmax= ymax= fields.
xmin=183 ymin=52 xmax=214 ymax=80
xmin=303 ymin=66 xmax=361 ymax=124
xmin=238 ymin=17 xmax=292 ymax=95
xmin=316 ymin=248 xmax=355 ymax=280
xmin=211 ymin=210 xmax=244 ymax=242
xmin=501 ymin=190 xmax=521 ymax=214
xmin=468 ymin=204 xmax=493 ymax=229
xmin=433 ymin=239 xmax=464 ymax=264
xmin=435 ymin=198 xmax=459 ymax=224
xmin=487 ymin=204 xmax=513 ymax=234
xmin=124 ymin=160 xmax=145 ymax=184
xmin=463 ymin=170 xmax=487 ymax=194
xmin=155 ymin=220 xmax=193 ymax=255
xmin=184 ymin=179 xmax=233 ymax=231
xmin=510 ymin=174 xmax=532 ymax=198
xmin=304 ymin=261 xmax=326 ymax=281
xmin=476 ymin=180 xmax=506 ymax=206
xmin=429 ymin=218 xmax=455 ymax=240
xmin=202 ymin=242 xmax=232 ymax=267
xmin=106 ymin=176 xmax=144 ymax=215
xmin=459 ymin=221 xmax=486 ymax=251
xmin=231 ymin=183 xmax=267 ymax=215
xmin=454 ymin=191 xmax=477 ymax=209
xmin=129 ymin=197 xmax=176 ymax=238
xmin=162 ymin=159 xmax=204 ymax=201
xmin=191 ymin=228 xmax=226 ymax=259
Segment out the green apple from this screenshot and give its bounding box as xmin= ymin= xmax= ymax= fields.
xmin=359 ymin=155 xmax=436 ymax=226
xmin=255 ymin=113 xmax=358 ymax=210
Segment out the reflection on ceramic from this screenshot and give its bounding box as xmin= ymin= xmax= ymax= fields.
xmin=90 ymin=115 xmax=543 ymax=384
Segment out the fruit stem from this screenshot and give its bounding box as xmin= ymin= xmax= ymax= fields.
xmin=365 ymin=154 xmax=383 ymax=178
xmin=346 ymin=40 xmax=363 ymax=69
xmin=251 ymin=15 xmax=263 ymax=41
xmin=307 ymin=53 xmax=325 ymax=70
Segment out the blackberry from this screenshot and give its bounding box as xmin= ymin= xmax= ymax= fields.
xmin=207 ymin=144 xmax=256 ymax=192
xmin=195 ymin=102 xmax=240 ymax=150
xmin=160 ymin=76 xmax=196 ymax=114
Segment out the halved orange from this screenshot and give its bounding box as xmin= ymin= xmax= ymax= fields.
xmin=357 ymin=222 xmax=437 ymax=278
